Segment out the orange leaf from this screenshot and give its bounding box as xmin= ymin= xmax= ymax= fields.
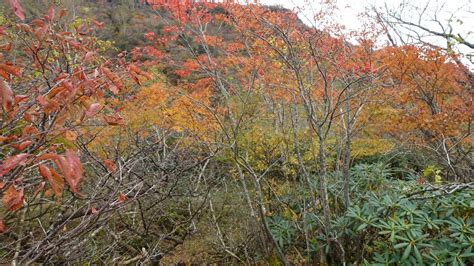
xmin=118 ymin=192 xmax=128 ymax=203
xmin=23 ymin=112 xmax=33 ymax=122
xmin=47 ymin=86 xmax=65 ymax=99
xmin=64 ymin=130 xmax=77 ymax=141
xmin=0 ymin=79 xmax=14 ymax=111
xmin=102 ymin=67 xmax=123 ymax=90
xmin=31 ymin=19 xmax=45 ymax=28
xmin=38 ymin=164 xmax=51 ymax=180
xmin=2 ymin=185 xmax=24 ymax=211
xmin=0 ymin=64 xmax=21 ymax=77
xmin=103 ymin=159 xmax=116 ymax=173
xmin=39 ymin=165 xmax=64 ymax=200
xmin=129 ymin=64 xmax=142 ymax=74
xmin=37 ymin=153 xmax=59 ymax=161
xmin=0 ymin=135 xmax=16 ymax=143
xmin=14 ymin=94 xmax=28 ymax=104
xmin=36 ymin=96 xmax=60 ymax=114
xmin=11 ymin=140 xmax=32 ymax=151
xmin=59 ymin=8 xmax=66 ymax=19
xmin=0 ymin=153 xmax=29 ymax=176
xmin=129 ymin=64 xmax=152 ymax=81
xmin=22 ymin=125 xmax=38 ymax=137
xmin=140 ymin=71 xmax=153 ymax=80
xmin=104 ymin=113 xmax=125 ymax=126
xmin=0 ymin=70 xmax=8 ymax=80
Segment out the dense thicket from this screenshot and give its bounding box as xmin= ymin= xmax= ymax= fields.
xmin=0 ymin=0 xmax=472 ymax=264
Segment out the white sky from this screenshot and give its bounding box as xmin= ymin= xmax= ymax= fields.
xmin=259 ymin=0 xmax=474 ymax=67
xmin=260 ymin=0 xmax=473 ymax=32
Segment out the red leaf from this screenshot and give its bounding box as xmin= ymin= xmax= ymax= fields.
xmin=53 ymin=73 xmax=68 ymax=82
xmin=2 ymin=185 xmax=24 ymax=211
xmin=109 ymin=86 xmax=119 ymax=95
xmin=83 ymin=52 xmax=95 ymax=63
xmin=85 ymin=103 xmax=101 ymax=117
xmin=33 ymin=181 xmax=46 ymax=197
xmin=0 ymin=220 xmax=6 ymax=233
xmin=0 ymin=153 xmax=29 ymax=176
xmin=130 ymin=73 xmax=141 ymax=85
xmin=417 ymin=176 xmax=426 ymax=185
xmin=92 ymin=20 xmax=104 ymax=29
xmin=8 ymin=0 xmax=25 ymax=21
xmin=36 ymin=95 xmax=48 ymax=106
xmin=36 ymin=95 xmax=60 ymax=114
xmin=0 ymin=43 xmax=12 ymax=51
xmin=45 ymin=5 xmax=55 ymax=22
xmin=144 ymin=32 xmax=155 ymax=41
xmin=55 ymin=150 xmax=83 ymax=194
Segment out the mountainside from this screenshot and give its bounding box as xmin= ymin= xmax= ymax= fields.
xmin=0 ymin=1 xmax=472 ymax=264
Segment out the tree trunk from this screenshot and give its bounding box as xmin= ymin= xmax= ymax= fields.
xmin=343 ymin=97 xmax=352 ymax=208
xmin=317 ymin=131 xmax=331 ymax=236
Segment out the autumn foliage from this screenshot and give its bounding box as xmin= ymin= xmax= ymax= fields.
xmin=0 ymin=3 xmax=142 ymax=231
xmin=0 ymin=0 xmax=472 ymax=264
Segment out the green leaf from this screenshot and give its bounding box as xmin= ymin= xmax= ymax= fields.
xmin=402 ymin=244 xmax=412 ymax=261
xmin=414 ymin=245 xmax=422 ymax=262
xmin=418 ymin=243 xmax=434 ymax=248
xmin=395 ymin=235 xmax=410 ymax=242
xmin=357 ymin=223 xmax=368 ymax=231
xmin=394 ymin=242 xmax=409 ymax=249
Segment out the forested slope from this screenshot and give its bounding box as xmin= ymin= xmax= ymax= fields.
xmin=0 ymin=0 xmax=472 ymax=264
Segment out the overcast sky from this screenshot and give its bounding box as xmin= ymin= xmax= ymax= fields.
xmin=260 ymin=0 xmax=473 ymax=33
xmin=258 ymin=0 xmax=473 ymax=67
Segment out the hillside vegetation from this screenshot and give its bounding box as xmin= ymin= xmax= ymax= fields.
xmin=0 ymin=0 xmax=472 ymax=264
